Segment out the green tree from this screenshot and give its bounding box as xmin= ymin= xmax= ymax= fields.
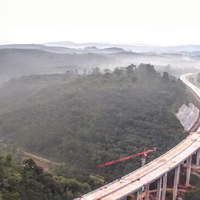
xmin=163 ymin=72 xmax=169 ymax=83
xmin=126 ymin=64 xmax=136 ymax=74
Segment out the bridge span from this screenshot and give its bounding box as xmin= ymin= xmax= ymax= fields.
xmin=77 ymin=74 xmax=200 ymax=200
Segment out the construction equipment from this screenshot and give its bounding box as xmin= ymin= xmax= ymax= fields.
xmin=97 ymin=147 xmax=156 ymax=169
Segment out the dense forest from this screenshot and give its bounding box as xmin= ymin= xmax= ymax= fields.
xmin=0 ymin=63 xmax=188 ymax=198
xmin=0 ymin=153 xmax=90 ymax=200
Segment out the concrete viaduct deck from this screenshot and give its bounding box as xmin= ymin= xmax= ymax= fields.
xmin=77 ymin=73 xmax=200 ymax=200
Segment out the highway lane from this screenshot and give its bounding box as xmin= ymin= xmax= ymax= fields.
xmin=104 ymin=133 xmax=200 ymax=200
xmin=83 ymin=133 xmax=200 ymax=200
xmin=80 ymin=73 xmax=200 ymax=200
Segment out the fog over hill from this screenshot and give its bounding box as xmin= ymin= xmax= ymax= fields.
xmin=0 ymin=48 xmax=118 ymax=81
xmin=0 ymin=42 xmax=200 ymax=83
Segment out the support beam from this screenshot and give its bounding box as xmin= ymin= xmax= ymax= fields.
xmin=157 ymin=177 xmax=162 ymax=200
xmin=162 ymin=173 xmax=167 ymax=200
xmin=145 ymin=184 xmax=150 ymax=200
xmin=186 ymin=156 xmax=192 ymax=186
xmin=173 ymin=165 xmax=180 ymax=200
xmin=196 ymin=149 xmax=200 ymax=165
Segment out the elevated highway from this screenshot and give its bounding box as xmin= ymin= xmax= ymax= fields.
xmin=77 ymin=73 xmax=200 ymax=200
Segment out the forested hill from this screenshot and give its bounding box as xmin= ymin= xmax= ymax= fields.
xmin=0 ymin=64 xmax=186 ymax=188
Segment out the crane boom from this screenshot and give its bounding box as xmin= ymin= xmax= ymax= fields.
xmin=97 ymin=147 xmax=156 ymax=169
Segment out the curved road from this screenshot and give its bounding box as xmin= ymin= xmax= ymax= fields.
xmin=79 ymin=73 xmax=200 ymax=200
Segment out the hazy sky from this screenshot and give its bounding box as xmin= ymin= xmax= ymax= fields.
xmin=1 ymin=0 xmax=200 ymax=45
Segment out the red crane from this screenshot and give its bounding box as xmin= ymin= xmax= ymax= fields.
xmin=97 ymin=147 xmax=156 ymax=169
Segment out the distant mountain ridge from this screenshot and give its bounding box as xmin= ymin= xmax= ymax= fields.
xmin=0 ymin=43 xmax=127 ymax=53
xmin=44 ymin=41 xmax=200 ymax=53
xmin=0 ymin=48 xmax=117 ymax=80
xmin=0 ymin=44 xmax=74 ymax=54
xmin=2 ymin=42 xmax=200 ymax=53
xmin=44 ymin=41 xmax=109 ymax=48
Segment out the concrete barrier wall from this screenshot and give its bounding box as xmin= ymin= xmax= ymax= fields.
xmin=176 ymin=103 xmax=200 ymax=132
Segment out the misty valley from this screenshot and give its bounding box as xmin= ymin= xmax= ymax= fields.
xmin=0 ymin=43 xmax=200 ymax=200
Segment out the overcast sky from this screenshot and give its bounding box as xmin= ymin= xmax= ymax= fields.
xmin=1 ymin=0 xmax=200 ymax=45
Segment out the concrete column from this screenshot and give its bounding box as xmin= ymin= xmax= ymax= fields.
xmin=161 ymin=173 xmax=167 ymax=200
xmin=157 ymin=177 xmax=162 ymax=200
xmin=134 ymin=190 xmax=139 ymax=200
xmin=145 ymin=184 xmax=150 ymax=200
xmin=186 ymin=156 xmax=192 ymax=186
xmin=142 ymin=156 xmax=146 ymax=166
xmin=196 ymin=149 xmax=200 ymax=165
xmin=173 ymin=165 xmax=180 ymax=200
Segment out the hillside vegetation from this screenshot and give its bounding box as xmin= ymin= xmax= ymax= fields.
xmin=0 ymin=153 xmax=90 ymax=200
xmin=0 ymin=64 xmax=187 ymax=187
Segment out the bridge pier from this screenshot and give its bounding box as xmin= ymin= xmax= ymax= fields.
xmin=173 ymin=165 xmax=180 ymax=200
xmin=128 ymin=191 xmax=139 ymax=200
xmin=161 ymin=173 xmax=167 ymax=200
xmin=156 ymin=177 xmax=162 ymax=200
xmin=186 ymin=156 xmax=192 ymax=186
xmin=196 ymin=149 xmax=200 ymax=165
xmin=145 ymin=184 xmax=150 ymax=200
xmin=135 ymin=190 xmax=139 ymax=200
